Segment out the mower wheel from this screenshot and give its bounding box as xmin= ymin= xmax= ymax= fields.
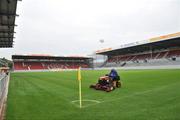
xmin=116 ymin=81 xmax=121 ymax=88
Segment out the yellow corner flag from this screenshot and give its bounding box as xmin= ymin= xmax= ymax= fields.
xmin=78 ymin=67 xmax=81 ymax=81
xmin=78 ymin=67 xmax=82 ymax=108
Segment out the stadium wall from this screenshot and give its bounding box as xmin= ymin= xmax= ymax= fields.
xmin=11 ymin=65 xmax=180 ymax=73
xmin=94 ymin=65 xmax=180 ymax=70
xmin=12 ymin=68 xmax=83 ymax=73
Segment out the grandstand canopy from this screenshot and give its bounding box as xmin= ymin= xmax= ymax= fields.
xmin=12 ymin=55 xmax=93 ymax=61
xmin=0 ymin=0 xmax=18 ymax=48
xmin=96 ymin=32 xmax=180 ymax=56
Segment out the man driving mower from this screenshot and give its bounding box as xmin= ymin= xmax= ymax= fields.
xmin=90 ymin=69 xmax=121 ymax=92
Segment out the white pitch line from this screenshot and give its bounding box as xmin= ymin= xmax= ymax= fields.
xmin=71 ymin=82 xmax=179 ymax=108
xmin=71 ymin=99 xmax=101 ymax=108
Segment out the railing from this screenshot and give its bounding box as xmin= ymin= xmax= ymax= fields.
xmin=0 ymin=74 xmax=9 ymax=120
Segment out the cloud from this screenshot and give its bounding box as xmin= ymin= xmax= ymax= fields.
xmin=0 ymin=0 xmax=179 ymax=59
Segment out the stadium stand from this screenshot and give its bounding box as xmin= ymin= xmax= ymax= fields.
xmin=12 ymin=55 xmax=93 ymax=71
xmin=0 ymin=0 xmax=18 ymax=48
xmin=96 ymin=32 xmax=180 ymax=68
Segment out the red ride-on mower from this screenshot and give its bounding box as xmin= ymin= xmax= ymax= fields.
xmin=90 ymin=75 xmax=121 ymax=92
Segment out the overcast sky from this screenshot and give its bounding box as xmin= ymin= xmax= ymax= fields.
xmin=1 ymin=0 xmax=180 ymax=59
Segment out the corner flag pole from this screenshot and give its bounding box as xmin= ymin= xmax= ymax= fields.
xmin=78 ymin=67 xmax=82 ymax=108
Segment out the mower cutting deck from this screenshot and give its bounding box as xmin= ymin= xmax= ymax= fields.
xmin=90 ymin=76 xmax=121 ymax=92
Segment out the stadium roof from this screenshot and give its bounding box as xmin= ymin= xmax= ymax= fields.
xmin=12 ymin=55 xmax=93 ymax=60
xmin=0 ymin=0 xmax=19 ymax=48
xmin=96 ymin=32 xmax=180 ymax=56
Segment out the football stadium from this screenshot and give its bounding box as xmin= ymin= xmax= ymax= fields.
xmin=0 ymin=0 xmax=180 ymax=120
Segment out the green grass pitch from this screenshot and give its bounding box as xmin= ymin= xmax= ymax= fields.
xmin=6 ymin=69 xmax=180 ymax=120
